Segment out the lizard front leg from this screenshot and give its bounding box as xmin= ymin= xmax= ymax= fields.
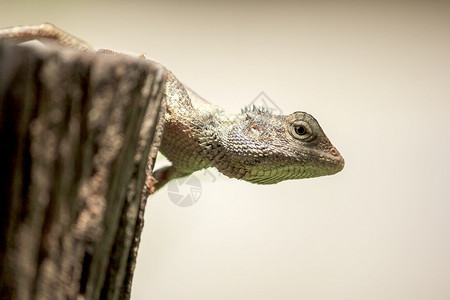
xmin=0 ymin=23 xmax=94 ymax=51
xmin=151 ymin=165 xmax=191 ymax=193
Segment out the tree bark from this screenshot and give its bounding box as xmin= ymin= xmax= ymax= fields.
xmin=0 ymin=42 xmax=166 ymax=300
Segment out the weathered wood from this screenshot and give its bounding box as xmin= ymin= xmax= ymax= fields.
xmin=0 ymin=42 xmax=166 ymax=300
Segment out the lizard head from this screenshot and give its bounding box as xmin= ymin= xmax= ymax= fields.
xmin=215 ymin=107 xmax=344 ymax=184
xmin=280 ymin=110 xmax=344 ymax=178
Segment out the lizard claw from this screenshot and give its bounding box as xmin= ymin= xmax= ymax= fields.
xmin=145 ymin=175 xmax=158 ymax=194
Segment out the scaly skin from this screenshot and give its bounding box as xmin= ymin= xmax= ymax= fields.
xmin=0 ymin=23 xmax=345 ymax=192
xmin=154 ymin=71 xmax=344 ymax=189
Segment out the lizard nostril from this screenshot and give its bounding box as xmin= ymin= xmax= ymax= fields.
xmin=330 ymin=147 xmax=338 ymax=156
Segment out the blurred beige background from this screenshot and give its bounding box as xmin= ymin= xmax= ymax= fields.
xmin=1 ymin=1 xmax=449 ymax=299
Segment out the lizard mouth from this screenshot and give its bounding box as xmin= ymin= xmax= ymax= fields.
xmin=328 ymin=147 xmax=345 ymax=172
xmin=314 ymin=147 xmax=345 ymax=176
xmin=328 ymin=155 xmax=345 ymax=174
xmin=239 ymin=150 xmax=344 ymax=184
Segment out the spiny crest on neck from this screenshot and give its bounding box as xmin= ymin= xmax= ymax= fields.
xmin=241 ymin=105 xmax=274 ymax=117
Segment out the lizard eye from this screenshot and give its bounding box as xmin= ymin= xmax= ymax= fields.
xmin=295 ymin=125 xmax=307 ymax=136
xmin=289 ymin=121 xmax=314 ymax=141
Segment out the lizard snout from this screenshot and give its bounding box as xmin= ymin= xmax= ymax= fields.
xmin=329 ymin=146 xmax=345 ymax=173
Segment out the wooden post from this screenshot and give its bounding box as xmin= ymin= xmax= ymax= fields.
xmin=0 ymin=42 xmax=166 ymax=300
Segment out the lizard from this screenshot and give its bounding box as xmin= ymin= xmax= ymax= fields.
xmin=0 ymin=23 xmax=345 ymax=192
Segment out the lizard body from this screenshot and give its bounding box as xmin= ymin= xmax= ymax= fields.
xmin=0 ymin=23 xmax=345 ymax=191
xmin=155 ymin=71 xmax=344 ymax=188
